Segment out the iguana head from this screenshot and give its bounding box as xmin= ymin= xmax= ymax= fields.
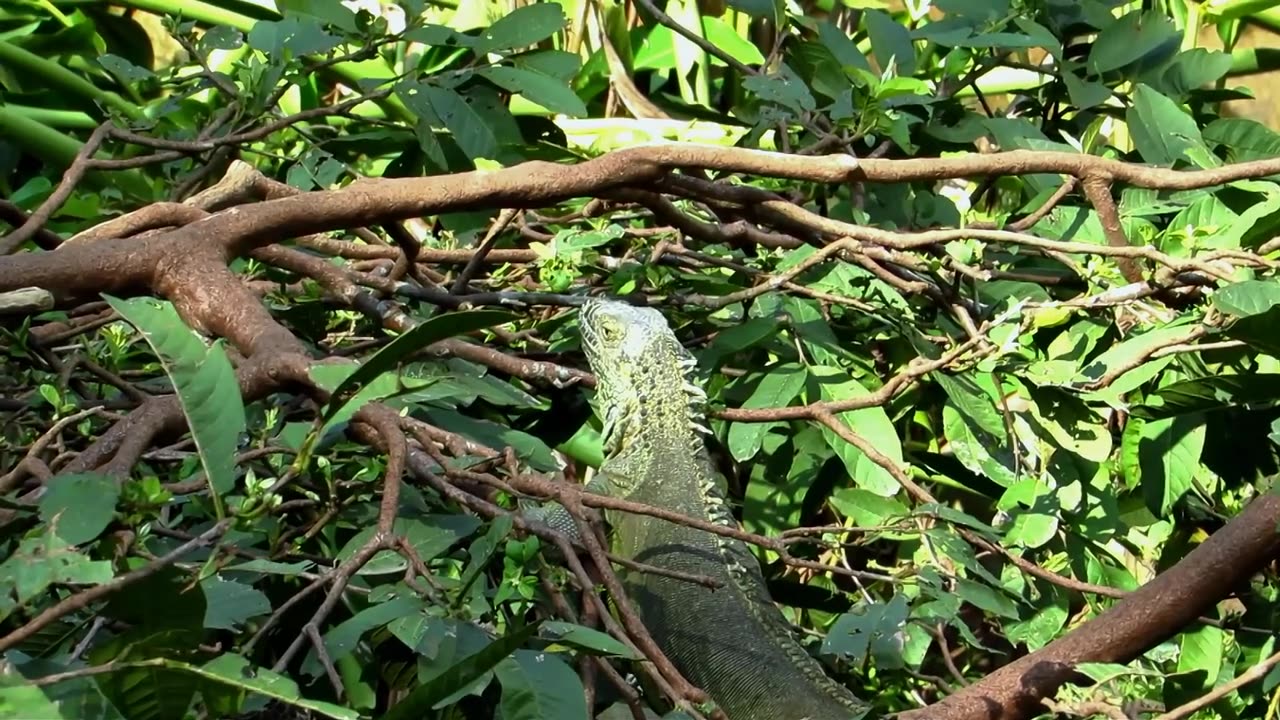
xmin=579 ymin=298 xmax=706 ymax=454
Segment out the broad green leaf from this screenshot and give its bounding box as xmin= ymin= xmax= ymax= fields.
xmin=1176 ymin=623 xmax=1224 ymax=691
xmin=726 ymin=365 xmax=805 ymax=461
xmin=830 ymin=488 xmax=911 ymax=531
xmin=865 ymin=9 xmax=916 ymax=76
xmin=38 ymin=472 xmax=119 ymax=545
xmin=458 ymin=515 xmax=514 ymax=600
xmin=1212 ymin=191 xmax=1280 ymax=250
xmin=1122 ymin=415 xmax=1206 ymax=517
xmin=0 ymin=531 xmax=114 ymax=623
xmin=1024 ymin=386 xmax=1111 ymax=463
xmin=336 ymin=515 xmax=481 ymax=576
xmin=1203 ymin=117 xmax=1280 ymax=163
xmin=402 ymin=84 xmax=500 ymax=161
xmin=1074 ymin=663 xmax=1164 ymax=684
xmin=702 ymin=17 xmax=765 ymax=65
xmin=495 ymin=649 xmax=588 ymax=720
xmin=742 ymin=67 xmax=816 ymax=114
xmin=935 ymin=373 xmax=1004 ymax=436
xmin=224 ymin=559 xmax=315 ymax=576
xmin=93 ymin=657 xmax=197 ymax=720
xmin=820 ymin=595 xmax=909 ymax=669
xmin=1077 ymin=325 xmax=1192 ymax=400
xmin=105 ymin=296 xmax=245 ymax=513
xmin=941 ymin=403 xmax=1018 ymax=487
xmin=3 ymin=654 xmax=127 ymax=720
xmin=316 ymin=309 xmax=517 ymax=428
xmin=303 ymin=596 xmax=426 ymax=677
xmin=953 ymin=578 xmax=1020 ymax=619
xmin=473 ymin=3 xmax=567 ymax=55
xmin=540 ymin=622 xmax=640 ymax=660
xmin=1003 ymin=512 xmax=1058 ymax=549
xmin=200 ymin=578 xmax=271 ymax=630
xmin=1126 ymin=84 xmax=1208 ymax=167
xmin=1087 ymin=11 xmax=1178 ymax=76
xmin=809 ymin=366 xmax=903 ymax=496
xmin=379 ymin=622 xmax=541 ymax=720
xmin=422 ymin=407 xmax=560 ymax=472
xmin=1003 ymin=592 xmax=1068 ymax=651
xmin=745 ymin=426 xmax=825 ymax=548
xmin=1214 ymin=279 xmax=1280 ymax=318
xmin=199 ymin=654 xmax=358 ymax=719
xmin=1133 ymin=374 xmax=1280 ymax=419
xmin=703 ymin=316 xmax=783 ymax=366
xmin=478 ymin=67 xmax=587 ymax=117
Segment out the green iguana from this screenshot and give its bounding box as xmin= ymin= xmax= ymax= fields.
xmin=538 ymin=298 xmax=870 ymax=720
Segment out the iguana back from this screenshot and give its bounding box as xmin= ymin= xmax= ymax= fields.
xmin=580 ymin=298 xmax=868 ymax=720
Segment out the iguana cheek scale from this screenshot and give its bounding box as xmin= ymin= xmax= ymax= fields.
xmin=534 ymin=298 xmax=870 ymax=720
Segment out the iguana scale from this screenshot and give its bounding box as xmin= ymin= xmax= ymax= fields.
xmin=549 ymin=298 xmax=870 ymax=720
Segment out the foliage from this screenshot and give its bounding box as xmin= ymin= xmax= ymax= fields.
xmin=4 ymin=1 xmax=1280 ymax=720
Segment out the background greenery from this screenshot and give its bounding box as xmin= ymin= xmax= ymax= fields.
xmin=6 ymin=0 xmax=1280 ymax=719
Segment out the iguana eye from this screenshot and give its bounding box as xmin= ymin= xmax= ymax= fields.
xmin=598 ymin=319 xmax=622 ymax=342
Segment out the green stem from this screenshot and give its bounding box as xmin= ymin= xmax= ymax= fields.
xmin=0 ymin=108 xmax=152 ymax=196
xmin=1228 ymin=46 xmax=1280 ymax=75
xmin=1 ymin=104 xmax=98 ymax=130
xmin=0 ymin=40 xmax=144 ymax=121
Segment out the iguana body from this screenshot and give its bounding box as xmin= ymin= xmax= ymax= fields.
xmin=572 ymin=298 xmax=868 ymax=720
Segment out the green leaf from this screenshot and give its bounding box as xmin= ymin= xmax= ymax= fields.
xmin=316 ymin=310 xmax=517 ymax=428
xmin=1024 ymin=386 xmax=1112 ymax=463
xmin=820 ymin=595 xmax=909 ymax=669
xmin=953 ymin=578 xmax=1020 ymax=619
xmin=1126 ymin=84 xmax=1208 ymax=167
xmin=495 ymin=649 xmax=588 ymax=720
xmin=1087 ymin=11 xmax=1178 ymax=76
xmin=38 ymin=472 xmax=119 ymax=545
xmin=1003 ymin=592 xmax=1068 ymax=651
xmin=303 ymin=596 xmax=427 ymax=677
xmin=3 ymin=656 xmax=126 ymax=720
xmin=378 ymin=622 xmax=541 ymax=720
xmin=403 ymin=84 xmax=501 ymax=161
xmin=102 ymin=567 xmax=206 ymax=636
xmin=865 ymin=9 xmax=916 ymax=76
xmin=809 ymin=366 xmax=903 ymax=496
xmin=423 ymin=407 xmax=560 ymax=472
xmin=94 ymin=662 xmax=196 ymax=720
xmin=473 ymin=3 xmax=567 ymax=55
xmin=829 ymin=488 xmax=911 ymax=528
xmin=1077 ymin=324 xmax=1191 ymax=401
xmin=1203 ymin=117 xmax=1280 ymax=163
xmin=1176 ymin=623 xmax=1224 ymax=691
xmin=458 ymin=515 xmax=514 ymax=601
xmin=478 ymin=67 xmax=587 ymax=117
xmin=726 ymin=365 xmax=805 ymax=461
xmin=1122 ymin=414 xmax=1206 ymax=516
xmin=941 ymin=403 xmax=1018 ymax=487
xmin=1003 ymin=512 xmax=1058 ymax=549
xmin=935 ymin=374 xmax=1004 ymax=436
xmin=0 ymin=531 xmax=114 ymax=623
xmin=540 ymin=622 xmax=640 ymax=660
xmin=1133 ymin=374 xmax=1280 ymax=419
xmin=105 ymin=296 xmax=246 ymax=514
xmin=335 ymin=515 xmax=481 ymax=576
xmin=1214 ymin=279 xmax=1280 ymax=317
xmin=701 ymin=17 xmax=765 ymax=65
xmin=199 ymin=654 xmax=358 ymax=719
xmin=200 ymin=578 xmax=271 ymax=631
